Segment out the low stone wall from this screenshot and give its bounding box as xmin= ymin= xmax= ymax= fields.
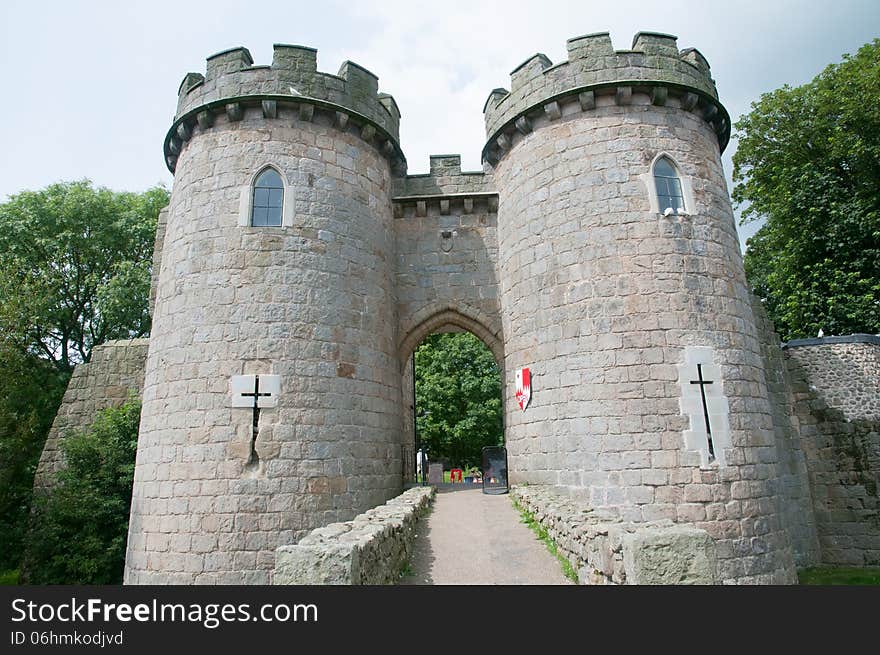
xmin=274 ymin=486 xmax=435 ymax=585
xmin=512 ymin=485 xmax=717 ymax=585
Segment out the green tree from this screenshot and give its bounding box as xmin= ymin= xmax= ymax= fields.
xmin=415 ymin=332 xmax=503 ymax=469
xmin=0 ymin=180 xmax=166 ymax=577
xmin=733 ymin=40 xmax=880 ymax=341
xmin=0 ymin=180 xmax=167 ymax=372
xmin=24 ymin=397 xmax=141 ymax=584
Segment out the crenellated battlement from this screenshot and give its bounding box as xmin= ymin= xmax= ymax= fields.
xmin=482 ymin=32 xmax=728 ymax=165
xmin=164 ymin=44 xmax=402 ymax=173
xmin=392 ymin=154 xmax=494 ymax=197
xmin=391 ymin=154 xmax=496 ymax=217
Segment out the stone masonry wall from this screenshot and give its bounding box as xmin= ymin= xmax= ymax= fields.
xmin=392 ymin=155 xmax=503 ymax=480
xmin=785 ymin=337 xmax=880 ymax=422
xmin=274 ymin=486 xmax=434 ymax=584
xmin=750 ymin=296 xmax=820 ymax=567
xmin=34 ymin=339 xmax=149 ymax=489
xmin=782 ymin=338 xmax=880 ymax=566
xmin=492 ymin=92 xmax=796 ymax=583
xmin=393 ymin=155 xmax=502 ymax=366
xmin=126 ymin=103 xmax=402 ymax=584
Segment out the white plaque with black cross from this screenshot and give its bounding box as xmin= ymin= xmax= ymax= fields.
xmin=677 ymin=347 xmax=731 ymax=468
xmin=230 ymin=374 xmax=280 ymax=408
xmin=230 ymin=374 xmax=280 ymax=467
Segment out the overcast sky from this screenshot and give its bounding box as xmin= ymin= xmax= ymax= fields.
xmin=1 ymin=0 xmax=878 ymax=247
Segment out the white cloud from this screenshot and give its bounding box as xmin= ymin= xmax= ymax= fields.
xmin=1 ymin=0 xmax=878 ymax=249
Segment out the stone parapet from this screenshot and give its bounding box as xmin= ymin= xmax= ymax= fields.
xmin=482 ymin=32 xmax=728 ymax=165
xmin=512 ymin=485 xmax=717 ymax=585
xmin=274 ymin=486 xmax=435 ymax=585
xmin=391 ymin=155 xmax=498 ymax=219
xmin=392 ymin=155 xmax=495 ymax=196
xmin=165 ymin=44 xmax=403 ymax=173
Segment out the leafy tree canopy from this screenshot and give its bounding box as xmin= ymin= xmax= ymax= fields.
xmin=0 ymin=180 xmax=165 ymax=576
xmin=0 ymin=181 xmax=168 ymax=372
xmin=415 ymin=332 xmax=503 ymax=469
xmin=733 ymin=39 xmax=880 ymax=341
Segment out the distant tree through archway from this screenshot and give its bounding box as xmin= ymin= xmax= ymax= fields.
xmin=413 ymin=331 xmax=503 ymax=472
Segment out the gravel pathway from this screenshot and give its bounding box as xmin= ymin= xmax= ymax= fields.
xmin=400 ymin=487 xmax=572 ymax=585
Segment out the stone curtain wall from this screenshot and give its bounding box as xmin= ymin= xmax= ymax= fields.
xmin=512 ymin=486 xmax=717 ymax=584
xmin=785 ymin=337 xmax=880 ymax=421
xmin=782 ymin=337 xmax=880 ymax=566
xmin=34 ymin=339 xmax=149 ymax=489
xmin=274 ymin=486 xmax=434 ymax=584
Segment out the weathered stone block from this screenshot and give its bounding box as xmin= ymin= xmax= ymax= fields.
xmin=622 ymin=526 xmax=717 ymax=584
xmin=275 ymin=542 xmax=359 ymax=585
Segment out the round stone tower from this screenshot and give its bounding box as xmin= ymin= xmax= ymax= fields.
xmin=125 ymin=45 xmax=406 ymax=583
xmin=484 ymin=32 xmax=797 ymax=583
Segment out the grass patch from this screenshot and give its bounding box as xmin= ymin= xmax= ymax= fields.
xmin=398 ymin=502 xmax=434 ymax=583
xmin=399 ymin=562 xmax=414 ymax=578
xmin=798 ymin=567 xmax=880 ymax=585
xmin=512 ymin=499 xmax=579 ymax=584
xmin=0 ymin=570 xmax=20 ymax=585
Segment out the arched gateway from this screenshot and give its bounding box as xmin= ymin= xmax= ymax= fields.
xmin=398 ymin=306 xmax=505 ymax=484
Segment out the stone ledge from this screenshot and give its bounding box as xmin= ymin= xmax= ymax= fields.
xmin=512 ymin=485 xmax=717 ymax=584
xmin=274 ymin=486 xmax=435 ymax=585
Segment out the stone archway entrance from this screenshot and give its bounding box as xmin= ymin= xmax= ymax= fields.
xmin=398 ymin=307 xmax=505 ymax=486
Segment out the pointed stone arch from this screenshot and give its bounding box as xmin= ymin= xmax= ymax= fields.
xmin=398 ymin=302 xmax=504 ymax=372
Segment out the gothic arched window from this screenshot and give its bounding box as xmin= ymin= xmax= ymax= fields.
xmin=251 ymin=168 xmax=284 ymax=227
xmin=653 ymin=156 xmax=685 ymax=215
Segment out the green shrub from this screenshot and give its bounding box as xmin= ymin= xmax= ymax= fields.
xmin=798 ymin=567 xmax=880 ymax=585
xmin=0 ymin=350 xmax=68 ymax=571
xmin=24 ymin=397 xmax=140 ymax=584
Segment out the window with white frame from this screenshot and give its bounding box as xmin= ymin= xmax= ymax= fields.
xmin=653 ymin=156 xmax=685 ymax=215
xmin=251 ymin=168 xmax=284 ymax=227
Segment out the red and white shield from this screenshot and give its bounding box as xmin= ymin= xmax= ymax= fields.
xmin=515 ymin=367 xmax=531 ymax=412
